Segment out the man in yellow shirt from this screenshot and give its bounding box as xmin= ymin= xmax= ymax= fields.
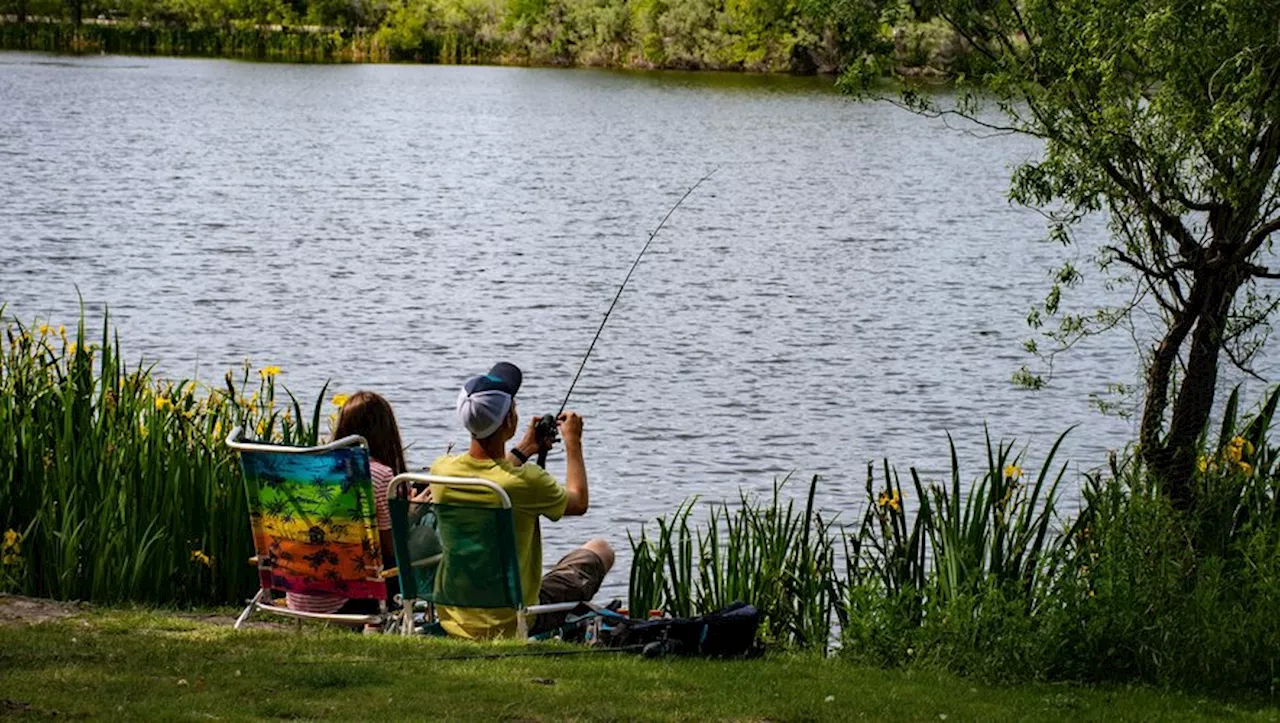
xmin=429 ymin=362 xmax=614 ymax=639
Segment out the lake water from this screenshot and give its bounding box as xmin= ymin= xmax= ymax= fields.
xmin=2 ymin=51 xmax=1240 ymax=594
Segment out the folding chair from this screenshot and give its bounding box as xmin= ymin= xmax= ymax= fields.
xmin=386 ymin=473 xmax=581 ymax=639
xmin=226 ymin=427 xmax=390 ymax=629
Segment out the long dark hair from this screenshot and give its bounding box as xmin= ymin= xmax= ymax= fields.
xmin=334 ymin=391 xmax=406 ymax=475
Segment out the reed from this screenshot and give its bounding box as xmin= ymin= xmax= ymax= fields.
xmin=626 ymin=475 xmax=844 ymax=651
xmin=0 ymin=307 xmax=325 ymax=605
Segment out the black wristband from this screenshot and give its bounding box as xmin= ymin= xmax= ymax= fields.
xmin=510 ymin=446 xmax=530 ymax=464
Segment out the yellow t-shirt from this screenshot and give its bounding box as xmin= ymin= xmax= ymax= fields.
xmin=428 ymin=452 xmax=568 ymax=639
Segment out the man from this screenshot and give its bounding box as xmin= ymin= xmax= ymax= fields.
xmin=429 ymin=362 xmax=615 ymax=639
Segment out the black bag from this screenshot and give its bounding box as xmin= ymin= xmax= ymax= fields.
xmin=607 ymin=601 xmax=761 ymax=657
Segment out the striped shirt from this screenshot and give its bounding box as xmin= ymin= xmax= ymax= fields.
xmin=285 ymin=459 xmax=393 ymax=614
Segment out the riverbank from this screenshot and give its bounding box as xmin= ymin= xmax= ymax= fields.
xmin=0 ymin=599 xmax=1272 ymax=721
xmin=0 ymin=13 xmax=967 ymax=73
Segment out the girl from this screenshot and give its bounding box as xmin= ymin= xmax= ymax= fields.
xmin=286 ymin=390 xmax=406 ymax=616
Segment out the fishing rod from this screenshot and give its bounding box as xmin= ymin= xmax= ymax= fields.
xmin=534 ymin=168 xmax=718 ymax=466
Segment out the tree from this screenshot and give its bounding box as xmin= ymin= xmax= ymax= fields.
xmin=849 ymin=0 xmax=1280 ymax=508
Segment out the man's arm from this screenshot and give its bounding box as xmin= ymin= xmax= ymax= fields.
xmin=559 ymin=412 xmax=588 ymax=516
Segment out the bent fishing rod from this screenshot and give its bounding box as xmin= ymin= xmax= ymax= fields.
xmin=534 ymin=168 xmax=718 ymax=466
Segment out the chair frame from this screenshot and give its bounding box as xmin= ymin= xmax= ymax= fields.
xmin=387 ymin=473 xmax=579 ymax=639
xmin=226 ymin=426 xmax=390 ymax=630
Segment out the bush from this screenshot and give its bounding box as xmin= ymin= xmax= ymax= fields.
xmin=0 ymin=308 xmax=326 ymax=606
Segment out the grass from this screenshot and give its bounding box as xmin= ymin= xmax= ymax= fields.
xmin=0 ymin=605 xmax=1276 ymax=721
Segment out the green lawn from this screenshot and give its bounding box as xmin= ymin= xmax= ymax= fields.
xmin=0 ymin=604 xmax=1275 ymax=721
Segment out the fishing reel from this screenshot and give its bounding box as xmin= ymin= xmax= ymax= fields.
xmin=534 ymin=414 xmax=560 ymax=466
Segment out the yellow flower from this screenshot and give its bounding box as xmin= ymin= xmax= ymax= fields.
xmin=877 ymin=490 xmax=902 ymax=512
xmin=1225 ymin=436 xmax=1254 ymax=463
xmin=888 ymin=490 xmax=901 ymax=513
xmin=1239 ymin=461 xmax=1254 ymax=477
xmin=259 ymin=365 xmax=281 ymax=378
xmin=1 ymin=553 xmax=23 ymax=567
xmin=155 ymin=397 xmax=173 ymax=411
xmin=37 ymin=324 xmax=51 ymax=337
xmin=1004 ymin=464 xmax=1023 ymax=481
xmin=67 ymin=342 xmax=77 ymax=355
xmin=2 ymin=529 xmax=20 ymax=552
xmin=256 ymin=419 xmax=267 ymax=436
xmin=332 ymin=393 xmax=349 ymax=408
xmin=877 ymin=490 xmax=890 ymax=508
xmin=58 ymin=325 xmax=66 ymax=338
xmin=191 ymin=550 xmax=212 ymax=567
xmin=1197 ymin=455 xmax=1208 ymax=474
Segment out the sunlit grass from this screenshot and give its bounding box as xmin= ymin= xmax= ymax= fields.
xmin=0 ymin=607 xmax=1272 ymax=721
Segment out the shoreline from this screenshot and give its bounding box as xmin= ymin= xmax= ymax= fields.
xmin=0 ymin=17 xmax=958 ymax=75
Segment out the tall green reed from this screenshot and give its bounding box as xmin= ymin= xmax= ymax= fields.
xmin=628 ymin=475 xmax=844 ymax=651
xmin=846 ymin=429 xmax=1069 ymax=608
xmin=0 ymin=308 xmax=325 ymax=605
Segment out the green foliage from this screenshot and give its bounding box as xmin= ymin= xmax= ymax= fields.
xmin=840 ymin=393 xmax=1280 ymax=692
xmin=0 ymin=0 xmax=908 ymax=71
xmin=850 ymin=0 xmax=1280 ymax=500
xmin=0 ymin=308 xmax=326 ymax=605
xmin=627 ymin=394 xmax=1280 ymax=691
xmin=628 ymin=475 xmax=843 ymax=651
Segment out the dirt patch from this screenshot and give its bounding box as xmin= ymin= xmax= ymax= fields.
xmin=0 ymin=594 xmax=88 ymax=626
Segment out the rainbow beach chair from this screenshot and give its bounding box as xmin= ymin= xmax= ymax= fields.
xmin=226 ymin=427 xmax=390 ymax=629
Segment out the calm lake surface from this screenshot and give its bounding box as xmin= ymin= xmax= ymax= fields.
xmin=3 ymin=51 xmax=1247 ymax=593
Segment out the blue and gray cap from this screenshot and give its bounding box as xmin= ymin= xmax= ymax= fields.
xmin=456 ymin=362 xmax=523 ymax=439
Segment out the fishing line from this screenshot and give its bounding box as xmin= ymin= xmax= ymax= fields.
xmin=553 ymin=168 xmax=719 ymax=418
xmin=534 ymin=168 xmax=719 ymax=462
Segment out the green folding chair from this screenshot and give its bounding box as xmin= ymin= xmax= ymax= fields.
xmin=385 ymin=473 xmax=581 ymax=639
xmin=226 ymin=426 xmax=390 ymax=629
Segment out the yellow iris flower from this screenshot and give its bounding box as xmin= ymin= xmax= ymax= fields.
xmin=332 ymin=393 xmax=349 ymax=408
xmin=259 ymin=365 xmax=281 ymax=378
xmin=155 ymin=397 xmax=173 ymax=411
xmin=1004 ymin=464 xmax=1023 ymax=481
xmin=191 ymin=550 xmax=212 ymax=567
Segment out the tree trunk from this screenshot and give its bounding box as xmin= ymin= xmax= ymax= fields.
xmin=1140 ymin=261 xmax=1240 ymax=510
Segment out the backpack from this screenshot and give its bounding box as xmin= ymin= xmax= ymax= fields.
xmin=605 ymin=601 xmax=761 ymax=657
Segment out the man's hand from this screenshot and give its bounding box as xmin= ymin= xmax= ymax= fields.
xmin=558 ymin=411 xmax=583 ymax=449
xmin=517 ymin=418 xmax=544 ymax=454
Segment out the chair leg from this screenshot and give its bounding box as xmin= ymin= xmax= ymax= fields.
xmin=402 ymin=601 xmax=414 ymax=637
xmin=516 ymin=608 xmax=529 ymax=641
xmin=234 ymin=589 xmax=265 ymax=630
